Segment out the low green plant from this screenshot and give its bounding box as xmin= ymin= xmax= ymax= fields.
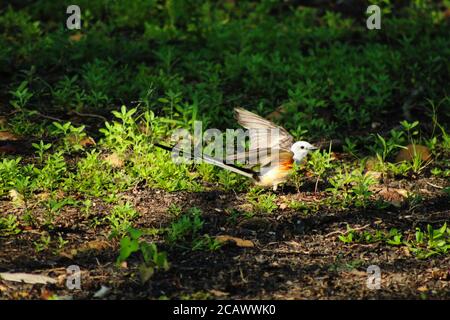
xmin=192 ymin=234 xmax=223 ymax=251
xmin=99 ymin=106 xmax=154 ymax=155
xmin=343 ymin=137 xmax=358 ymax=157
xmin=166 ymin=207 xmax=204 ymax=244
xmin=56 ymin=234 xmax=69 ymax=250
xmin=247 ymin=188 xmax=278 ymax=214
xmin=43 ymin=197 xmax=77 ymax=226
xmin=117 ymin=228 xmax=169 ymax=283
xmin=288 ymin=199 xmax=320 ymax=213
xmin=338 ymin=225 xmax=384 ymax=244
xmin=0 ymin=158 xmax=24 ymax=196
xmin=167 ymin=203 xmax=183 ymax=217
xmin=106 ymin=202 xmax=139 ymax=237
xmin=351 ymin=171 xmax=376 ymax=208
xmin=216 ymin=170 xmax=246 ymax=191
xmin=32 ymin=140 xmax=52 ymax=163
xmin=0 ymin=215 xmax=21 ymax=236
xmin=338 ymin=224 xmax=450 ymax=259
xmin=9 ymin=80 xmax=33 ymax=110
xmin=306 ymin=146 xmax=334 ymax=192
xmin=34 ymin=233 xmax=51 ymax=252
xmin=50 ymin=121 xmax=88 ymax=153
xmin=164 ymin=207 xmax=221 ymax=251
xmin=327 ymin=168 xmax=376 ymax=208
xmin=370 ymin=131 xmax=404 ymax=164
xmin=33 ymin=151 xmax=67 ymax=192
xmin=409 ymin=223 xmax=450 ymax=259
xmin=386 ymin=228 xmax=403 ymax=245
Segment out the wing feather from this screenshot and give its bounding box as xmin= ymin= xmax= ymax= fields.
xmin=227 ymin=148 xmax=294 ymax=168
xmin=234 ymin=108 xmax=293 ymax=150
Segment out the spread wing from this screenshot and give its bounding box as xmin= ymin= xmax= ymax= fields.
xmin=226 ymin=148 xmax=294 ymax=168
xmin=234 ymin=107 xmax=294 ymax=151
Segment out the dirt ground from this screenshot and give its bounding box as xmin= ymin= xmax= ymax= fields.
xmin=1 ymin=176 xmax=449 ymax=300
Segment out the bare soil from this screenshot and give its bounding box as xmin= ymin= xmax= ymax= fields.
xmin=1 ymin=177 xmax=449 ymax=300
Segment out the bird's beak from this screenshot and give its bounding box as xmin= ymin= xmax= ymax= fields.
xmin=309 ymin=145 xmax=318 ymax=150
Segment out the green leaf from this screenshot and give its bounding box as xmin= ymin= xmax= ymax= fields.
xmin=140 ymin=242 xmax=157 ymax=264
xmin=155 ymin=252 xmax=169 ymax=271
xmin=438 ymin=223 xmax=447 ymax=236
xmin=117 ymin=236 xmax=139 ymax=263
xmin=415 ymin=229 xmax=424 ymax=243
xmin=138 ymin=263 xmax=154 ymax=283
xmin=128 ymin=227 xmax=142 ymax=240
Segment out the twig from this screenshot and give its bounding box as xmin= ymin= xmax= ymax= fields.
xmin=4 ymin=109 xmax=107 ymax=123
xmin=69 ymin=110 xmax=107 ymax=122
xmin=314 ymin=176 xmax=320 ymax=193
xmin=426 ymin=182 xmax=444 ymax=189
xmin=239 ymin=267 xmax=248 ymax=283
xmin=324 ymin=224 xmax=371 ymax=238
xmin=0 ymin=109 xmax=63 ymax=122
xmin=262 ymin=249 xmax=311 ymax=255
xmin=35 ymin=112 xmax=64 ymax=122
xmin=416 ymin=218 xmax=450 ymax=225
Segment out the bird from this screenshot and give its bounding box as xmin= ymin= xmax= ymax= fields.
xmin=155 ymin=107 xmax=317 ymax=191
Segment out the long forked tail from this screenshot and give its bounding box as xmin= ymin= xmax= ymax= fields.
xmin=154 ymin=143 xmax=257 ymax=180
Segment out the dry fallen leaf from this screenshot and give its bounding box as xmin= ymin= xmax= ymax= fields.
xmin=402 ymin=246 xmax=411 ymax=257
xmin=365 ymin=157 xmax=379 ymax=171
xmin=79 ymin=136 xmax=96 ymax=147
xmin=104 ymin=152 xmax=124 ymax=168
xmin=0 ymin=272 xmax=56 ymax=285
xmin=285 ymin=240 xmax=302 ymax=248
xmin=279 ymin=203 xmax=288 ymax=210
xmin=83 ymin=240 xmax=110 ymax=251
xmin=395 ymin=188 xmax=409 ymax=198
xmin=9 ymin=189 xmax=25 ymax=207
xmin=365 ymin=170 xmax=382 ymax=183
xmin=67 ymin=134 xmax=96 ymax=147
xmin=0 ymin=131 xmax=19 ymax=141
xmin=36 ymin=192 xmax=51 ymax=201
xmin=395 ymin=144 xmax=431 ymax=163
xmin=69 ymin=32 xmax=84 ymax=42
xmin=237 ymin=203 xmax=253 ymax=213
xmin=215 ymin=235 xmax=254 ymax=248
xmin=60 ymin=240 xmax=109 ymax=259
xmin=138 ymin=123 xmax=151 ymax=135
xmin=417 ymin=286 xmax=428 ymax=292
xmin=375 ymin=187 xmax=409 ymax=208
xmin=209 ymin=289 xmax=229 ymax=297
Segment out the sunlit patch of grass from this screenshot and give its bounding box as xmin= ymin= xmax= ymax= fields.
xmin=338 ymin=223 xmax=450 ymax=259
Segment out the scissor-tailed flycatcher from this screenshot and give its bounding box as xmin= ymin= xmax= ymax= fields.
xmin=156 ymin=108 xmax=317 ymax=191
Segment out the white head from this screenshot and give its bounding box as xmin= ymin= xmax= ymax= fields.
xmin=290 ymin=141 xmax=317 ymax=164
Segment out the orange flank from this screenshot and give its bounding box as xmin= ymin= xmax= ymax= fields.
xmin=257 ymin=159 xmax=294 ymax=188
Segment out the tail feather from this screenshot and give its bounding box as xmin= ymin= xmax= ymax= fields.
xmin=154 ymin=143 xmax=257 ymax=180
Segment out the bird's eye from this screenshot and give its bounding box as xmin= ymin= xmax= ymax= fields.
xmin=300 ymin=146 xmax=305 ymax=149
